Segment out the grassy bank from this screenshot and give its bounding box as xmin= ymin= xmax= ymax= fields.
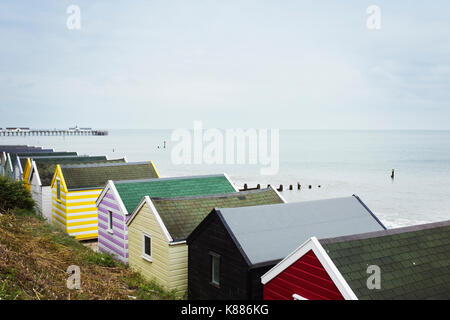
xmin=0 ymin=210 xmax=180 ymax=300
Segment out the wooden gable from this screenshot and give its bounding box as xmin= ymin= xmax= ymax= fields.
xmin=50 ymin=165 xmax=68 ymax=193
xmin=261 ymin=237 xmax=358 ymax=300
xmin=264 ymin=249 xmax=344 ymax=300
xmin=22 ymin=158 xmax=32 ymax=182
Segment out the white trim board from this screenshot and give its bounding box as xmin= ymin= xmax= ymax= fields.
xmin=271 ymin=185 xmax=287 ymax=203
xmin=96 ymin=180 xmax=112 ymax=207
xmin=96 ymin=180 xmax=128 ymax=217
xmin=223 ymin=173 xmax=240 ymax=192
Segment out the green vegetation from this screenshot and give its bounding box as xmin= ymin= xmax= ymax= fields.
xmin=123 ymin=273 xmax=178 ymax=300
xmin=83 ymin=251 xmax=118 ymax=268
xmin=0 ymin=178 xmax=181 ymax=300
xmin=0 ymin=175 xmax=35 ymax=212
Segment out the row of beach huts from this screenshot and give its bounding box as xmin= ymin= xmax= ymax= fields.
xmin=1 ymin=144 xmax=449 ymax=300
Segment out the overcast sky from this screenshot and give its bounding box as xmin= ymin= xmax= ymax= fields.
xmin=1 ymin=1 xmax=449 ymax=130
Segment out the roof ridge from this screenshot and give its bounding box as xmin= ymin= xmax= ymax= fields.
xmin=113 ymin=173 xmax=227 ymax=184
xmin=218 ymin=195 xmax=359 ymax=213
xmin=14 ymin=150 xmax=68 ymax=154
xmin=151 ymin=188 xmax=273 ymax=201
xmin=34 ymin=157 xmax=122 ymax=163
xmin=32 ymin=155 xmax=106 ymax=160
xmin=9 ymin=149 xmax=55 ymax=156
xmin=352 ymin=194 xmax=387 ymax=230
xmin=0 ymin=148 xmax=43 ymax=152
xmin=36 ymin=159 xmax=123 ymax=168
xmin=61 ymin=161 xmax=150 ymax=168
xmin=320 ymin=219 xmax=450 ymax=245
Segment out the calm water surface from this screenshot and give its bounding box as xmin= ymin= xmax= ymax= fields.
xmin=2 ymin=130 xmax=449 ymax=228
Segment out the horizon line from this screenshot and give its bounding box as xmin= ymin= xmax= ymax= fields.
xmin=2 ymin=127 xmax=450 ymax=132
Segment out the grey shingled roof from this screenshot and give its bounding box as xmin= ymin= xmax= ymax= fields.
xmin=216 ymin=195 xmax=386 ymax=267
xmin=320 ymin=220 xmax=450 ymax=300
xmin=151 ymin=188 xmax=284 ymax=242
xmin=61 ymin=161 xmax=159 ymax=190
xmin=34 ymin=157 xmax=125 ymax=186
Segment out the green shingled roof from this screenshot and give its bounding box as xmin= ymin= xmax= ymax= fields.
xmin=151 ymin=188 xmax=284 ymax=241
xmin=23 ymin=155 xmax=107 ymax=174
xmin=61 ymin=162 xmax=158 ymax=190
xmin=321 ymin=220 xmax=450 ymax=300
xmin=35 ymin=156 xmax=108 ymax=163
xmin=16 ymin=152 xmax=78 ymax=170
xmin=35 ymin=157 xmax=125 ymax=186
xmin=115 ymin=175 xmax=237 ymax=214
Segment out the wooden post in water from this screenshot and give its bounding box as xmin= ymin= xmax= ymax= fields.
xmin=391 ymin=169 xmax=395 ymax=179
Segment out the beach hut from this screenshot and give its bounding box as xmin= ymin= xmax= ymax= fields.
xmin=126 ymin=187 xmax=285 ymax=296
xmin=261 ymin=220 xmax=450 ymax=300
xmin=0 ymin=152 xmax=7 ymax=176
xmin=10 ymin=151 xmax=60 ymax=180
xmin=0 ymin=145 xmax=43 ymax=154
xmin=27 ymin=156 xmax=126 ymax=221
xmin=3 ymin=153 xmax=16 ymax=179
xmin=96 ymin=174 xmax=239 ymax=264
xmin=15 ymin=151 xmax=76 ymax=182
xmin=1 ymin=146 xmax=48 ymax=178
xmin=22 ymin=155 xmax=122 ymax=188
xmin=51 ymin=161 xmax=159 ymax=240
xmin=186 ymin=195 xmax=386 ymax=300
xmin=0 ymin=145 xmax=37 ymax=164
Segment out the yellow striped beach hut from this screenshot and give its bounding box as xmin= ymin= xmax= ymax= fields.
xmin=51 ymin=161 xmax=159 ymax=240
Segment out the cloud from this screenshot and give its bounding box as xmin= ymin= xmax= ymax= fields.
xmin=1 ymin=0 xmax=450 ymax=129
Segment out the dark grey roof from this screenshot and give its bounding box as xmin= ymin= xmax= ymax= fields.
xmin=216 ymin=195 xmax=386 ymax=267
xmin=0 ymin=145 xmax=33 ymax=151
xmin=0 ymin=145 xmax=28 ymax=148
xmin=0 ymin=147 xmax=44 ymax=153
xmin=319 ymin=219 xmax=450 ymax=245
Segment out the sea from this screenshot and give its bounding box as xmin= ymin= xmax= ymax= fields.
xmin=2 ymin=129 xmax=450 ymax=229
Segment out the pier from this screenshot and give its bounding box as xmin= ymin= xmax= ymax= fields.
xmin=0 ymin=126 xmax=108 ymax=136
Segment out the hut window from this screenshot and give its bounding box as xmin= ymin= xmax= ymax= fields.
xmin=108 ymin=211 xmax=113 ymax=231
xmin=142 ymin=233 xmax=152 ymax=261
xmin=210 ymin=252 xmax=220 ymax=286
xmin=57 ymin=180 xmax=61 ymax=200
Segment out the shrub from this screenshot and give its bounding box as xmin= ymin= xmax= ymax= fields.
xmin=0 ymin=176 xmax=35 ymax=212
